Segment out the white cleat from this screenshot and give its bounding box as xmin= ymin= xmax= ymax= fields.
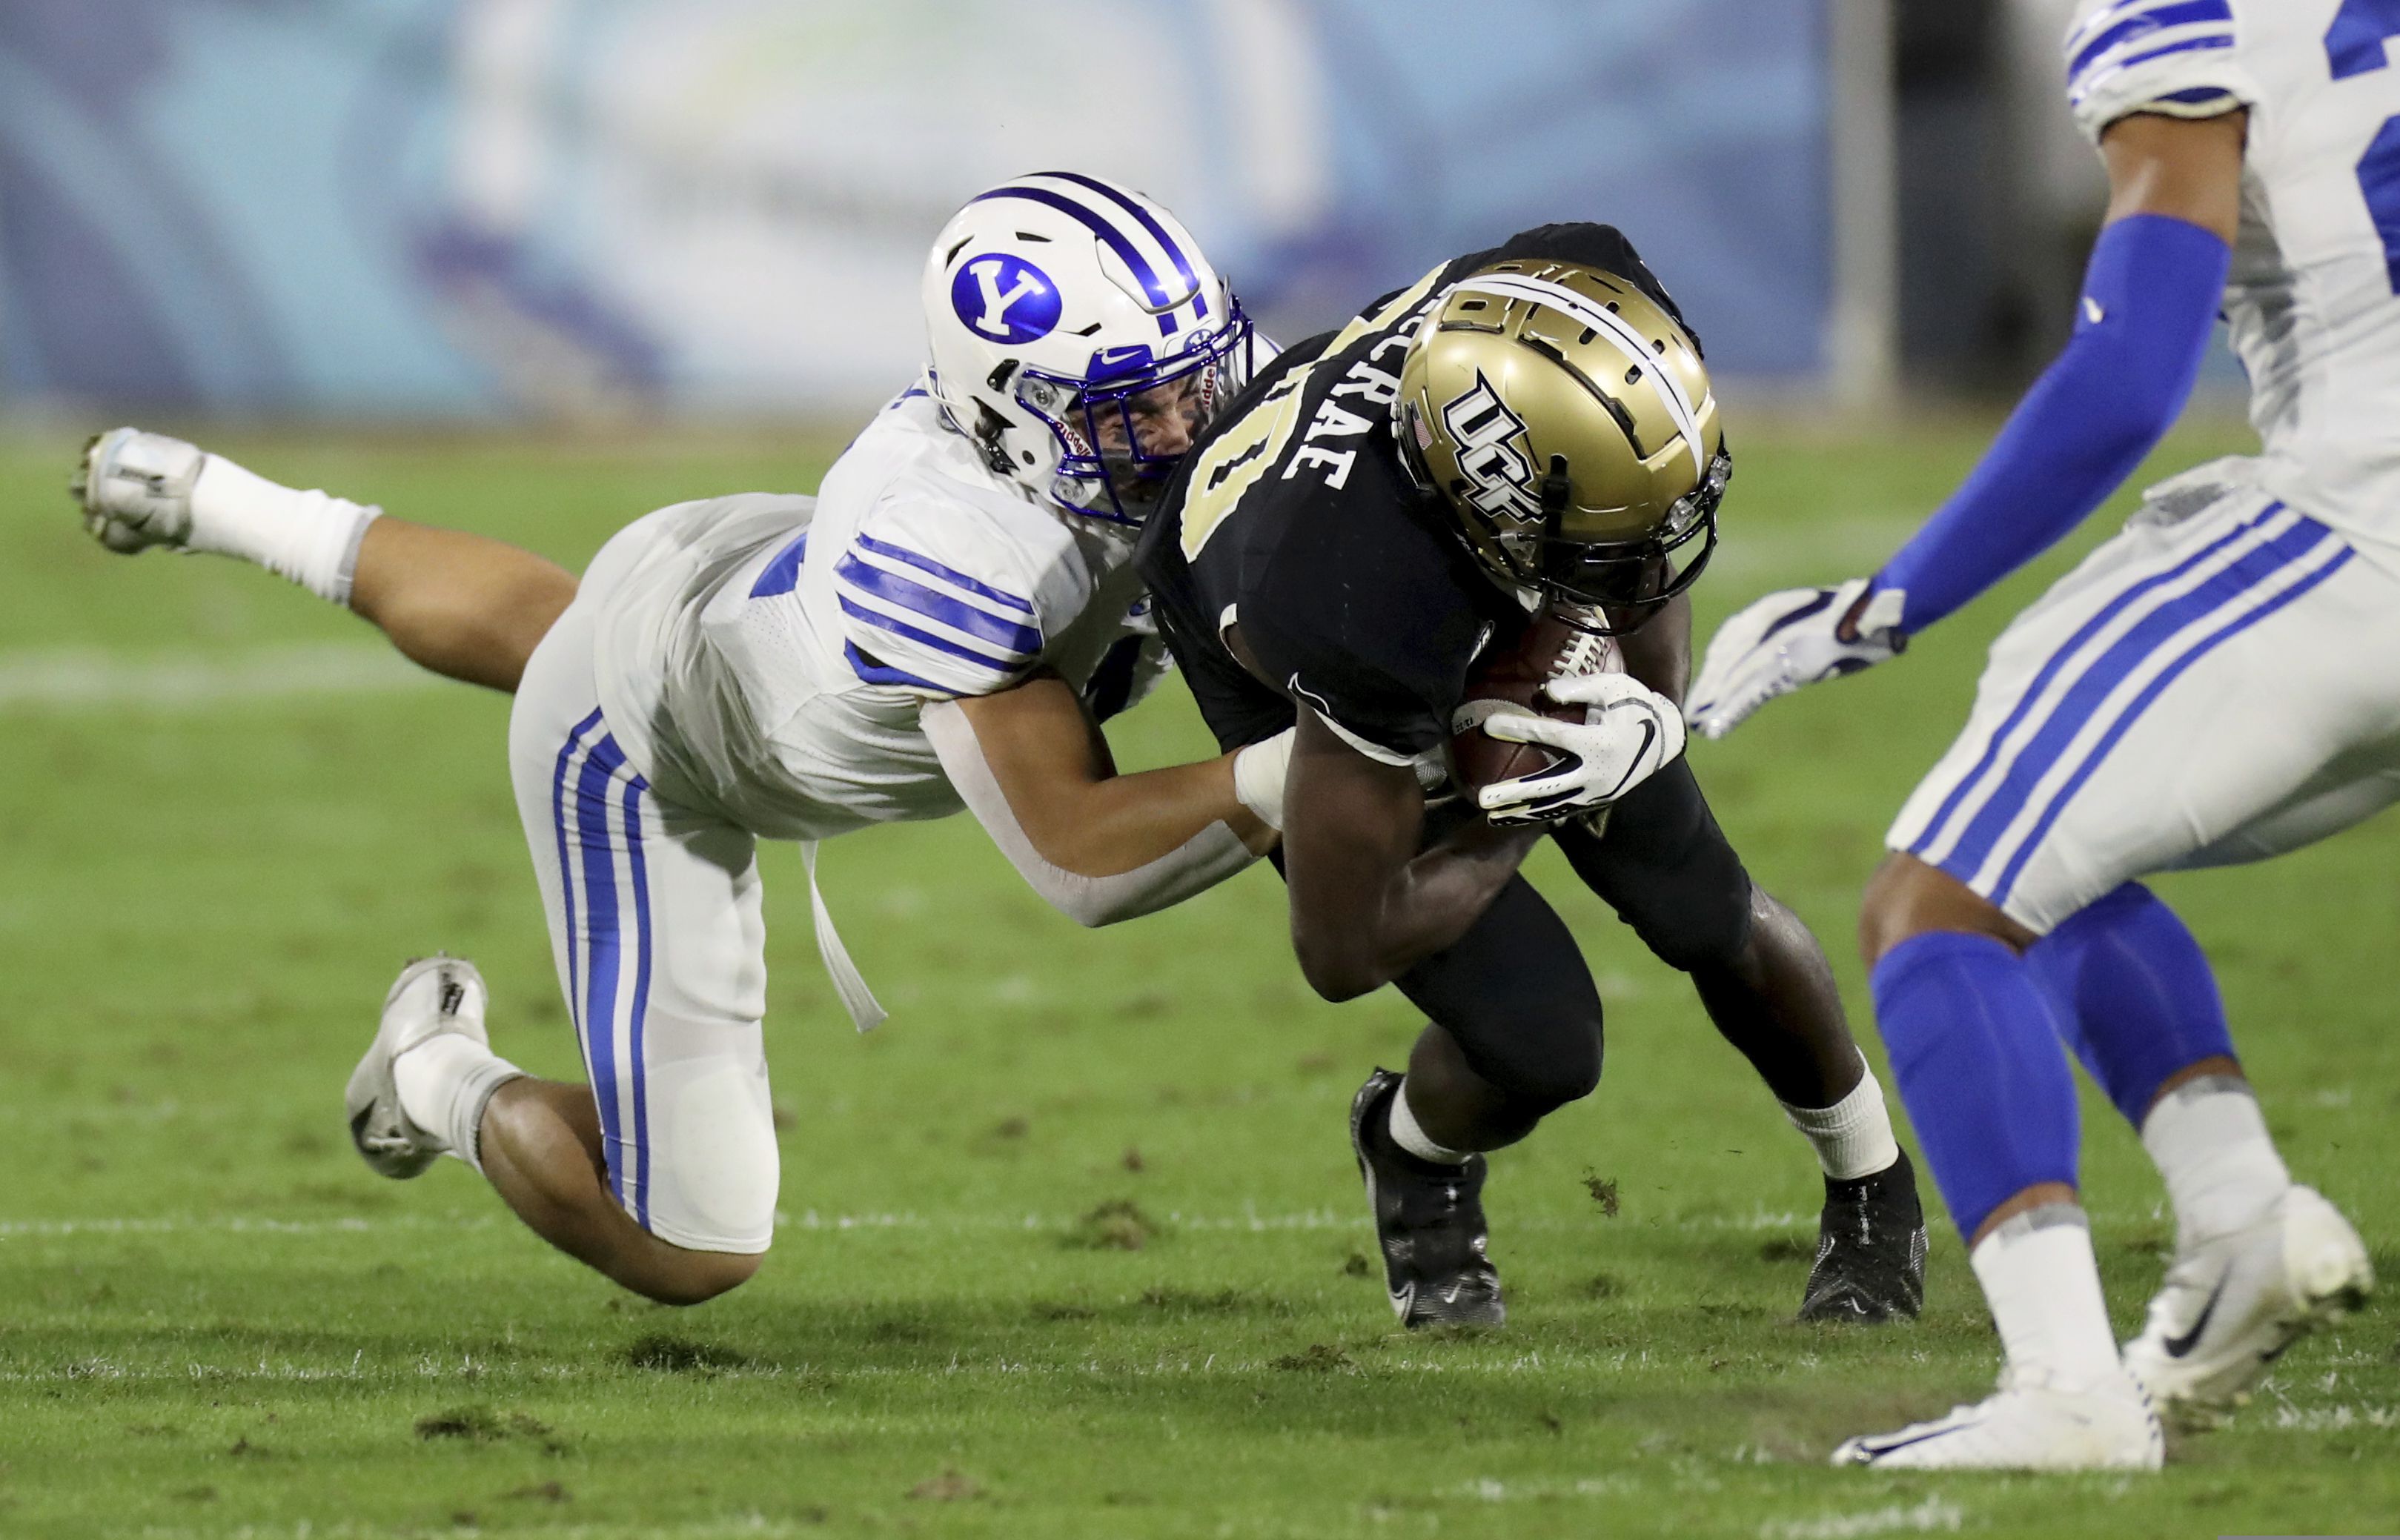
xmin=2124 ymin=1184 xmax=2373 ymax=1418
xmin=1832 ymin=1367 xmax=2164 ymax=1471
xmin=72 ymin=426 xmax=204 ymax=553
xmin=345 ymin=955 xmax=489 ymax=1179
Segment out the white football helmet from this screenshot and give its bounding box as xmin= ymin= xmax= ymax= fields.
xmin=922 ymin=171 xmax=1253 ymax=523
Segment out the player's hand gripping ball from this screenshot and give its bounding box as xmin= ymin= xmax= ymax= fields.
xmin=1450 ymin=614 xmax=1685 ymax=827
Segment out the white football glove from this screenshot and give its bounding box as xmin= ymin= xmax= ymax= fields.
xmin=1475 ymin=672 xmax=1688 ymax=828
xmin=1688 ymin=578 xmax=1908 ymax=740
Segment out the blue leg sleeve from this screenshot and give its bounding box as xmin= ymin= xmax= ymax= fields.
xmin=1872 ymin=932 xmax=2081 ymax=1241
xmin=2025 ymin=882 xmax=2236 ymax=1127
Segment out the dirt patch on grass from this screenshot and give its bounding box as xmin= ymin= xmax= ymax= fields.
xmin=1063 ymin=1198 xmax=1164 ymax=1251
xmin=1271 ymin=1343 xmax=1353 ymax=1373
xmin=623 ymin=1335 xmax=753 ymax=1374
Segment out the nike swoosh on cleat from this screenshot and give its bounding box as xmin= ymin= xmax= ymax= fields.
xmin=1390 ymin=1284 xmax=1415 ymax=1321
xmin=2163 ymin=1274 xmax=2232 ymax=1358
xmin=1854 ymin=1417 xmax=1983 ymax=1460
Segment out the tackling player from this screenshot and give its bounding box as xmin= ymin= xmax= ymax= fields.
xmin=1136 ymin=222 xmax=1930 ymax=1330
xmin=73 ymin=174 xmax=1299 ymax=1305
xmin=1691 ymin=0 xmax=2384 ymax=1470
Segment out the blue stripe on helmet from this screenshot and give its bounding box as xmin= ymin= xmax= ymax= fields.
xmin=1988 ymin=543 xmax=2352 ymax=906
xmin=1035 ymin=171 xmax=1208 ymax=322
xmin=1930 ymin=517 xmax=2327 ymax=886
xmin=969 ymin=184 xmax=1179 ymax=336
xmin=1906 ymin=508 xmax=2278 ymax=862
xmin=617 ymin=769 xmax=654 ymax=1232
xmin=836 ymin=551 xmax=1041 ymax=656
xmin=852 ymin=533 xmax=1035 ymax=614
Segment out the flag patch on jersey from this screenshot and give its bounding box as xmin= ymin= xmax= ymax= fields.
xmin=2066 ymin=0 xmax=2235 ymax=108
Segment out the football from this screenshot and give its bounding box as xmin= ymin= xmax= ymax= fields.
xmin=1448 ymin=614 xmax=1625 ymax=794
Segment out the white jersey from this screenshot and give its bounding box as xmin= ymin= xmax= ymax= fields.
xmin=2066 ymin=0 xmax=2400 ymax=572
xmin=584 ymin=382 xmax=1164 ymax=840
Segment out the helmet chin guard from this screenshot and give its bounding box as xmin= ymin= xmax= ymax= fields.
xmin=921 ymin=172 xmax=1252 ymax=524
xmin=1397 ymin=259 xmax=1728 ymax=632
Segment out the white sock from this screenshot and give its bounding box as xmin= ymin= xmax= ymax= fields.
xmin=393 ymin=1033 xmax=524 ymax=1175
xmin=188 ymin=454 xmax=380 ymax=605
xmin=1969 ymin=1204 xmax=2124 ymax=1391
xmin=1388 ymin=1078 xmax=1471 ymax=1165
xmin=1780 ymin=1055 xmax=1903 ymax=1180
xmin=2141 ymin=1075 xmax=2290 ymax=1249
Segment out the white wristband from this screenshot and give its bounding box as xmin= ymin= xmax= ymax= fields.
xmin=1232 ymin=728 xmax=1296 ymax=831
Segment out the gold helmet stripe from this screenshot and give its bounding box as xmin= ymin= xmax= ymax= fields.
xmin=1451 ymin=275 xmax=1707 ymax=479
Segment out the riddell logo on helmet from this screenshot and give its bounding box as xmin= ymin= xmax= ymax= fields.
xmin=952 ymin=255 xmax=1062 ymax=345
xmin=1439 ymin=371 xmax=1539 ymax=520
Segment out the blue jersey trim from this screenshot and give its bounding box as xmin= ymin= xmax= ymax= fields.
xmin=835 ymin=551 xmax=1041 ymax=656
xmin=749 ymin=530 xmax=809 ymax=598
xmin=843 ymin=640 xmax=950 ymax=693
xmin=852 ymin=532 xmax=1036 ymax=614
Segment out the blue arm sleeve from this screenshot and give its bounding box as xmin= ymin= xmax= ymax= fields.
xmin=1875 ymin=213 xmax=2231 ymax=634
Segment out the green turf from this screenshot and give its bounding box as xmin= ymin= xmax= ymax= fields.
xmin=0 ymin=419 xmax=2393 ymax=1539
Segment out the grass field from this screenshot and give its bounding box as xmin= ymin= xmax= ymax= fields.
xmin=0 ymin=417 xmax=2393 ymax=1539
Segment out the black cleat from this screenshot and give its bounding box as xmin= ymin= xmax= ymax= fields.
xmin=1797 ymin=1147 xmax=1929 ymax=1324
xmin=1349 ymin=1068 xmax=1505 ymax=1329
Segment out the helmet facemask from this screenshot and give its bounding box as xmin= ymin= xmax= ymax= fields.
xmin=1012 ymin=310 xmax=1255 ymax=524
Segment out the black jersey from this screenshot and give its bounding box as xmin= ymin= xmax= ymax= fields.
xmin=1136 ymin=222 xmax=1691 ymax=761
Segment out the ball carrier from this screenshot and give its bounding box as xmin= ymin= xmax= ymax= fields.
xmin=1137 ymin=222 xmax=1929 ymax=1328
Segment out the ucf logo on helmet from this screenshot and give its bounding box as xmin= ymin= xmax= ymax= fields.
xmin=1441 ymin=371 xmax=1540 ymax=521
xmin=951 ymin=255 xmax=1062 ymax=345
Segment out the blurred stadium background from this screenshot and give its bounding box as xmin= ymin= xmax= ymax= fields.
xmin=13 ymin=5 xmax=2393 ymax=1537
xmin=0 ymin=0 xmax=2129 ymax=425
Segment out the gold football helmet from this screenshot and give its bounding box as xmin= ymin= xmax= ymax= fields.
xmin=1396 ymin=258 xmax=1729 ymax=630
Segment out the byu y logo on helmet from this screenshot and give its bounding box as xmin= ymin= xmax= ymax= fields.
xmin=951 ymin=255 xmax=1062 ymax=345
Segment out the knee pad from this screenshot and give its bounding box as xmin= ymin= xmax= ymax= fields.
xmin=1454 ymin=1004 xmax=1605 ymax=1112
xmin=632 ymin=1051 xmax=781 ymax=1255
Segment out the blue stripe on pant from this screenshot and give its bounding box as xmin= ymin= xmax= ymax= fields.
xmin=1905 ymin=507 xmax=2282 ymax=860
xmin=1918 ymin=513 xmax=2328 ymax=887
xmin=554 ymin=717 xmax=655 ymax=1229
xmin=1988 ymin=542 xmax=2355 ymax=905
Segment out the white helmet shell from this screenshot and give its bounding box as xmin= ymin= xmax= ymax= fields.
xmin=921 ymin=171 xmax=1251 ymax=522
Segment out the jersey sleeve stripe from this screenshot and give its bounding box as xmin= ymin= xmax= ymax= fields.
xmin=2069 ymin=27 xmax=2235 ymax=103
xmin=834 ymin=551 xmax=1044 ymax=654
xmin=2066 ymin=0 xmax=2230 ymax=80
xmin=843 ymin=640 xmax=950 ymax=693
xmin=837 ymin=594 xmax=1024 ymax=676
xmin=851 ymin=532 xmax=1037 ymax=614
